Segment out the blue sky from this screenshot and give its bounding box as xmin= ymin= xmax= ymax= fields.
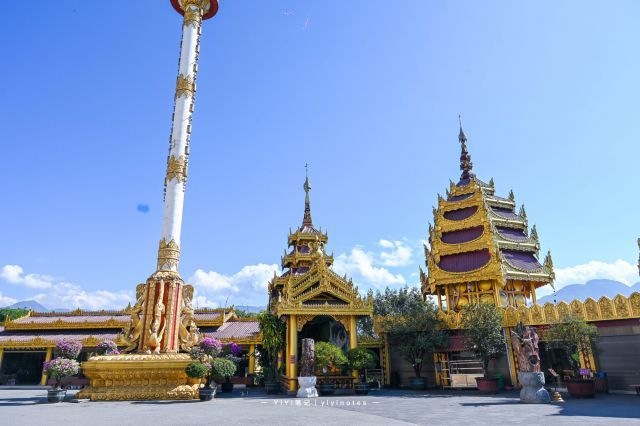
xmin=1 ymin=1 xmax=639 ymax=309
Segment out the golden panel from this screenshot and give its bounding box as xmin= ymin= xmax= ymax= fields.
xmin=598 ymin=297 xmax=615 ymax=320
xmin=529 ymin=304 xmax=544 ymax=324
xmin=613 ymin=295 xmax=630 ymax=318
xmin=556 ymin=302 xmax=570 ymax=319
xmin=175 ymin=74 xmax=195 ymax=99
xmin=584 ymin=298 xmax=600 ymax=321
xmin=157 ymin=238 xmax=180 ymax=271
xmin=630 ymin=292 xmax=640 ymax=316
xmin=570 ymin=299 xmax=585 ymax=318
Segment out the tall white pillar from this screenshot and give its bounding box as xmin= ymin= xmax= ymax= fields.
xmin=157 ymin=0 xmax=217 ymax=272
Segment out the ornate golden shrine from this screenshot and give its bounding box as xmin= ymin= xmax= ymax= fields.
xmin=268 ymin=172 xmax=373 ymax=392
xmin=420 ymin=125 xmax=554 ymax=312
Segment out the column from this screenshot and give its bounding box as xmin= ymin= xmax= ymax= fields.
xmin=349 ymin=316 xmax=357 ymax=349
xmin=40 ymin=347 xmax=53 ymax=386
xmin=157 ymin=1 xmax=206 ymax=273
xmin=288 ymin=315 xmax=298 ymax=391
xmin=248 ymin=344 xmax=255 ymax=374
xmin=530 ymin=282 xmax=537 ymax=305
xmin=504 ymin=328 xmax=518 ymax=387
xmin=0 ymin=348 xmax=4 ymax=371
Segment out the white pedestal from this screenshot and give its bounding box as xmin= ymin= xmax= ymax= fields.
xmin=296 ymin=376 xmax=318 ymax=398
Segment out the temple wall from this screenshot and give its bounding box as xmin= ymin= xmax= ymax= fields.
xmin=388 ymin=347 xmax=436 ymax=388
xmin=595 ymin=321 xmax=640 ymax=392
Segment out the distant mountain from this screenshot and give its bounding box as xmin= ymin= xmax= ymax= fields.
xmin=233 ymin=305 xmax=265 ymax=314
xmin=3 ymin=300 xmax=48 ymax=311
xmin=538 ymin=279 xmax=640 ymax=305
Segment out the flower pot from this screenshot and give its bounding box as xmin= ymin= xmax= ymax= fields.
xmin=220 ymin=382 xmax=234 ymax=393
xmin=318 ymin=382 xmax=335 ymax=396
xmin=566 ymin=379 xmax=595 ymax=398
xmin=354 ymin=382 xmax=370 ymax=396
xmin=408 ymin=377 xmax=427 ymax=390
xmin=475 ymin=378 xmax=499 ymax=394
xmin=199 ymin=387 xmax=216 ymax=401
xmin=517 ymin=372 xmax=550 ymax=403
xmin=47 ymin=389 xmax=67 ymax=403
xmin=265 ymin=381 xmax=281 ymax=394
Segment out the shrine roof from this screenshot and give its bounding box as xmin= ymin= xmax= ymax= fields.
xmin=447 ymin=192 xmax=474 ymax=202
xmin=490 ymin=206 xmax=520 ymax=220
xmin=11 ymin=314 xmax=128 ymax=325
xmin=441 ymin=226 xmax=483 ymax=244
xmin=0 ymin=329 xmax=119 ymax=344
xmin=438 ymin=249 xmax=491 ymax=273
xmin=495 ymin=227 xmax=529 ymax=242
xmin=501 ymin=250 xmax=543 ymax=271
xmin=443 ymin=206 xmax=478 ymax=221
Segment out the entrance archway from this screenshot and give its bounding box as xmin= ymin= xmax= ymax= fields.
xmin=299 ymin=315 xmax=349 ymax=350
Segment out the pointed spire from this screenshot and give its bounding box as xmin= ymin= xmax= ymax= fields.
xmin=530 ymin=224 xmax=538 ymax=241
xmin=544 ymin=250 xmax=554 ymax=269
xmin=302 ymin=163 xmax=313 ymax=226
xmin=489 ymin=177 xmax=495 ymax=188
xmin=519 ymin=204 xmax=527 ymax=219
xmin=458 ymin=115 xmax=474 ymax=181
xmin=508 ymin=189 xmax=515 ymax=201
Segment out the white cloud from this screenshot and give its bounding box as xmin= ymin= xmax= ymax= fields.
xmin=378 ymin=239 xmax=413 ymax=267
xmin=190 ymin=263 xmax=279 ymax=308
xmin=1 ymin=264 xmax=54 ymax=289
xmin=537 ymin=259 xmax=639 ymax=298
xmin=554 ymin=259 xmax=638 ymax=288
xmin=0 ymin=292 xmax=17 ymax=307
xmin=334 ymin=247 xmax=406 ymax=288
xmin=0 ymin=264 xmax=133 ymax=310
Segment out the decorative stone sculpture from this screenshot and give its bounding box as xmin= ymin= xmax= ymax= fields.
xmin=297 ymin=338 xmax=318 ymax=398
xmin=511 ymin=322 xmax=550 ymax=403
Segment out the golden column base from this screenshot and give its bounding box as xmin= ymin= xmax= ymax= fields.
xmin=77 ymin=353 xmax=200 ymax=401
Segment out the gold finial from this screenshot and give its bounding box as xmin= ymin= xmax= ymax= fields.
xmin=458 ymin=115 xmax=473 ymax=181
xmin=302 ymin=164 xmax=312 ymax=226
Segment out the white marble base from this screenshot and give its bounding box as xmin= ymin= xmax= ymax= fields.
xmin=296 ymin=376 xmax=318 ymax=398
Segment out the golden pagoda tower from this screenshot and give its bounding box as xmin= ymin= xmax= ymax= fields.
xmin=268 ymin=169 xmax=373 ymax=393
xmin=420 ymin=124 xmax=555 ymax=312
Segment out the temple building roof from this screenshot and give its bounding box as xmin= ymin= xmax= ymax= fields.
xmin=420 ymin=125 xmax=554 ymax=297
xmin=269 ymin=172 xmax=373 ymax=317
xmin=0 ymin=307 xmax=260 ymax=348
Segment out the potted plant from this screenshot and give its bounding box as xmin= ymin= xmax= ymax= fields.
xmin=213 ymin=358 xmax=237 ymax=393
xmin=186 ymin=337 xmax=223 ymax=401
xmin=44 ymin=339 xmax=82 ymax=402
xmin=379 ymin=299 xmax=448 ymax=390
xmin=44 ymin=358 xmax=80 ymax=402
xmin=96 ymin=340 xmax=120 ymax=356
xmin=347 ymin=347 xmax=378 ymax=395
xmin=545 ymin=313 xmax=599 ymax=398
xmin=461 ymin=303 xmax=505 ymax=393
xmin=217 ymin=342 xmax=242 ymax=393
xmin=314 ymin=341 xmax=347 ymax=396
xmin=258 ymin=312 xmax=286 ymax=394
xmin=186 ymin=362 xmax=214 ymax=401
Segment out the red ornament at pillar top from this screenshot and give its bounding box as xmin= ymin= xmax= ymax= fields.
xmin=170 ymin=0 xmax=219 ymax=20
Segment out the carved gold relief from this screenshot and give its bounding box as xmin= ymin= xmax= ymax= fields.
xmin=157 ymin=239 xmax=180 ymax=271
xmin=166 ymin=155 xmax=187 ymax=185
xmin=175 ymin=74 xmax=195 ymax=99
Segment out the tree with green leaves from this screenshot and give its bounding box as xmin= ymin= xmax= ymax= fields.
xmin=461 ymin=303 xmax=506 ymax=378
xmin=0 ymin=308 xmax=28 ymax=322
xmin=314 ymin=341 xmax=347 ymax=377
xmin=358 ymin=285 xmax=426 ymax=337
xmin=544 ymin=313 xmax=598 ymax=376
xmin=257 ymin=311 xmax=286 ymax=382
xmin=378 ymin=299 xmax=448 ymax=378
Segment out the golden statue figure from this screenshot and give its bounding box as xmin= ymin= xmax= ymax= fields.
xmin=178 ymin=285 xmax=200 ymax=351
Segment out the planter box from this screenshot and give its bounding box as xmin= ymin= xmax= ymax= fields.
xmin=566 ymin=379 xmax=596 ymax=399
xmin=475 ymin=378 xmax=499 ymax=394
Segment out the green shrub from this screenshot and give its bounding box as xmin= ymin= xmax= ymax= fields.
xmin=213 ymin=357 xmax=237 ymax=378
xmin=185 ymin=362 xmax=209 ymax=379
xmin=314 ymin=342 xmax=347 ymax=376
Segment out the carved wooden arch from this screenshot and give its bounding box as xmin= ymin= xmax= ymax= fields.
xmin=295 ymin=314 xmax=352 ymax=333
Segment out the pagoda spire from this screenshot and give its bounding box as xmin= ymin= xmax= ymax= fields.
xmin=458 ymin=115 xmax=474 ymax=181
xmin=302 ymin=163 xmax=313 ymax=226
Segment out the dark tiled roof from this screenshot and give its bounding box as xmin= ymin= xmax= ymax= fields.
xmin=447 ymin=193 xmax=473 ymax=202
xmin=12 ymin=315 xmax=128 ymax=325
xmin=0 ymin=330 xmax=120 ymax=343
xmin=443 ymin=206 xmax=478 ymax=221
xmin=441 ymin=226 xmax=484 ymax=244
xmin=501 ymin=250 xmax=542 ymax=271
xmin=438 ymin=249 xmax=491 ymax=272
xmin=496 ymin=227 xmax=529 ymax=242
xmin=207 ymin=321 xmax=260 ymax=340
xmin=491 ymin=206 xmax=520 ymax=220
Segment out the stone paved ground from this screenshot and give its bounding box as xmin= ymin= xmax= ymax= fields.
xmin=1 ymin=387 xmax=639 ymax=425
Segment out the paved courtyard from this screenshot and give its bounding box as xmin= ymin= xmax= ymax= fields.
xmin=1 ymin=387 xmax=639 ymax=425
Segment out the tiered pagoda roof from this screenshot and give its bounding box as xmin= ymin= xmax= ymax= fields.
xmin=268 ymin=174 xmax=373 ymax=317
xmin=420 ymin=125 xmax=555 ymax=296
